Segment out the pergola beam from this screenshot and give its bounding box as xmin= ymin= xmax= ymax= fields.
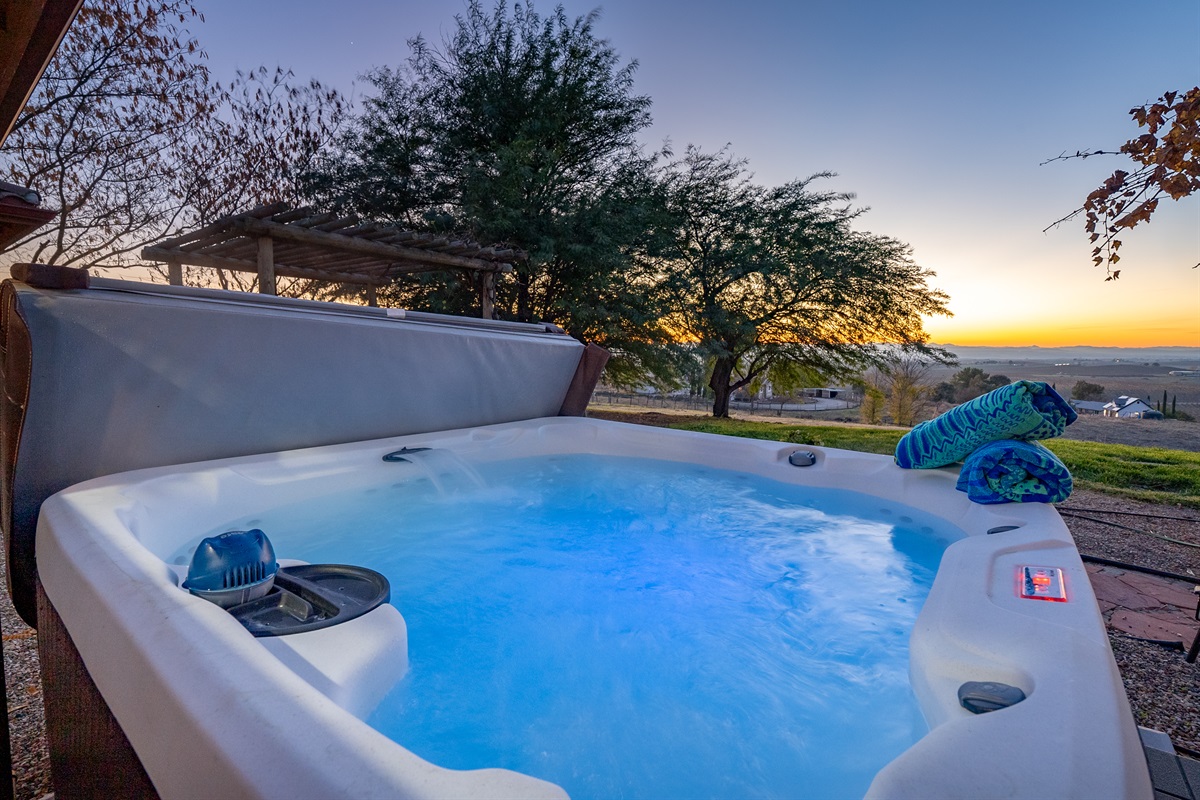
xmin=142 ymin=247 xmax=503 ymax=286
xmin=278 ymin=250 xmax=379 ymax=271
xmin=313 ymin=215 xmax=360 ymax=232
xmin=271 ymin=206 xmax=315 ymax=224
xmin=142 ymin=247 xmax=384 ymax=286
xmin=141 ymin=205 xmax=524 ymax=316
xmin=232 ymin=217 xmax=513 ymax=274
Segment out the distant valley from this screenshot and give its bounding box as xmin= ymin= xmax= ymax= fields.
xmin=924 ymin=345 xmax=1200 ymax=408
xmin=935 ymin=345 xmax=1200 ymax=367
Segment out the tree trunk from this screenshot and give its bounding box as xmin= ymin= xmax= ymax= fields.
xmin=709 ymin=356 xmax=735 ymax=418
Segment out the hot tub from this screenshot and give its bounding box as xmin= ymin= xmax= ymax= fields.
xmin=35 ymin=416 xmax=1150 ymax=799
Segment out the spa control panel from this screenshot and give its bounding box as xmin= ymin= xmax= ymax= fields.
xmin=1018 ymin=565 xmax=1068 ymax=602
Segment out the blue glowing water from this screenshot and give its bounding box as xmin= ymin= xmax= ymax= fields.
xmin=201 ymin=454 xmax=962 ymax=799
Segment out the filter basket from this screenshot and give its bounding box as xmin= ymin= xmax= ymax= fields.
xmin=183 ymin=528 xmax=278 ymax=608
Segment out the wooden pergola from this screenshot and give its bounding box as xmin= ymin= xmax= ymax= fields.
xmin=141 ymin=203 xmax=524 ymax=318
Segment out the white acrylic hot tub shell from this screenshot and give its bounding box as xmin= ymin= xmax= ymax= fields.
xmin=35 ymin=417 xmax=1152 ymax=799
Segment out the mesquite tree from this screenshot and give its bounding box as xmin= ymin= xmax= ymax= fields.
xmin=653 ymin=147 xmax=952 ymax=418
xmin=305 ymin=0 xmax=677 ymax=384
xmin=182 ymin=66 xmax=347 ymax=229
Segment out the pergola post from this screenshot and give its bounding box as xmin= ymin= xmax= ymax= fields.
xmin=257 ymin=235 xmax=275 ymax=295
xmin=365 ymin=284 xmax=378 ymax=307
xmin=481 ymin=271 xmax=496 ymax=319
xmin=166 ymin=258 xmax=183 ymax=286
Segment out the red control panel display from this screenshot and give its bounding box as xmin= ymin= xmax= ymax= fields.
xmin=1018 ymin=565 xmax=1068 ymax=602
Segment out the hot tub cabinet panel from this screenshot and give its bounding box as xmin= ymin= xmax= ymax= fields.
xmin=36 ymin=418 xmax=1152 ymax=799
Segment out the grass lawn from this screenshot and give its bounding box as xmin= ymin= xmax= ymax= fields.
xmin=593 ymin=410 xmax=1200 ymax=509
xmin=1040 ymin=439 xmax=1200 ymax=507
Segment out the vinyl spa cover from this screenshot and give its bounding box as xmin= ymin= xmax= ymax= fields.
xmin=0 ymin=274 xmax=589 ymax=624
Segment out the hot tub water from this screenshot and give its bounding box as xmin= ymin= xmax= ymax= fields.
xmin=185 ymin=454 xmax=963 ymax=799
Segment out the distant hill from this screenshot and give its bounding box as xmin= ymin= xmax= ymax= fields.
xmin=934 ymin=345 xmax=1200 ymax=366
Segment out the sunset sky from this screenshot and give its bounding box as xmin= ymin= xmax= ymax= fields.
xmin=197 ymin=0 xmax=1199 ymax=347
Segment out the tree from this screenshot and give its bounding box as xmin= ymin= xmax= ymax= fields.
xmin=859 ymin=382 xmax=886 ymax=425
xmin=1 ymin=0 xmax=348 ymax=297
xmin=884 ymin=358 xmax=935 ymax=427
xmin=857 ymin=360 xmax=936 ymax=426
xmin=170 ymin=66 xmax=348 ymax=298
xmin=306 ymin=0 xmax=676 ymax=384
xmin=1045 ymin=87 xmax=1200 ymax=279
xmin=931 ymin=381 xmax=956 ymax=403
xmin=1071 ymin=380 xmax=1105 ymax=401
xmin=0 ymin=0 xmax=216 ymax=266
xmin=754 ymin=359 xmax=824 ymax=399
xmin=652 ymin=147 xmax=952 ymax=418
xmin=181 ymin=67 xmax=346 ymax=230
xmin=945 ymin=367 xmax=1010 ymax=403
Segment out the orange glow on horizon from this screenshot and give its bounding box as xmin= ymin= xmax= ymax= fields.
xmin=910 ymin=219 xmax=1198 ymax=350
xmin=919 ymin=277 xmax=1200 ymax=349
xmin=921 ymin=316 xmax=1200 ymax=348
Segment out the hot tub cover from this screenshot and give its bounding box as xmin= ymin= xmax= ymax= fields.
xmin=0 ymin=275 xmax=585 ymax=624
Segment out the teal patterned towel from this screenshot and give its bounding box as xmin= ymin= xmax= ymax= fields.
xmin=956 ymin=439 xmax=1072 ymax=504
xmin=895 ymin=380 xmax=1076 ymax=469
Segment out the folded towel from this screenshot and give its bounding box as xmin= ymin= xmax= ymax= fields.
xmin=956 ymin=439 xmax=1072 ymax=504
xmin=894 ymin=381 xmax=1076 ymax=469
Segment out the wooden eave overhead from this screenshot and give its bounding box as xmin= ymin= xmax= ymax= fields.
xmin=0 ymin=0 xmax=84 ymax=144
xmin=0 ymin=183 xmax=56 ymax=249
xmin=141 ymin=204 xmax=524 ymax=288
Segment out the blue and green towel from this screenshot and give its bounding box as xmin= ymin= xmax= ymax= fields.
xmin=895 ymin=380 xmax=1077 ymax=504
xmin=894 ymin=380 xmax=1076 ymax=469
xmin=956 ymin=440 xmax=1072 ymax=504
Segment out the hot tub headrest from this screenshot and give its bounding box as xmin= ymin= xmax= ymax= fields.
xmin=0 ymin=272 xmax=602 ymax=626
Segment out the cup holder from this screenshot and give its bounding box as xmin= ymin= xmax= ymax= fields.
xmin=223 ymin=564 xmax=390 ymax=637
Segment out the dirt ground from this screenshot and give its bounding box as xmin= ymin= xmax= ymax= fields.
xmin=1058 ymin=414 xmax=1200 ymax=452
xmin=1059 ymin=489 xmax=1200 ymax=753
